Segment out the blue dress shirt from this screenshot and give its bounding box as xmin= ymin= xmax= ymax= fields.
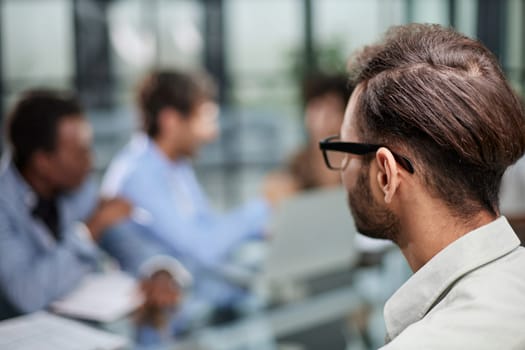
xmin=102 ymin=134 xmax=271 ymax=306
xmin=0 ymin=159 xmax=99 ymax=319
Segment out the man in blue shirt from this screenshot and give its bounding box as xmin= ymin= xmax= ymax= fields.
xmin=0 ymin=90 xmax=183 ymax=323
xmin=102 ymin=71 xmax=293 ymax=317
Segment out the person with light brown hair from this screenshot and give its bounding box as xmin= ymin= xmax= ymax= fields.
xmin=320 ymin=24 xmax=525 ymax=349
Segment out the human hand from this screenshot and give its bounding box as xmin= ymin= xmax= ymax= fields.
xmin=135 ymin=270 xmax=182 ymax=329
xmin=263 ymin=171 xmax=299 ymax=208
xmin=85 ymin=197 xmax=132 ymax=241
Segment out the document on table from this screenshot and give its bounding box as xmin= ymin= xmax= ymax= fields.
xmin=51 ymin=271 xmax=143 ymax=323
xmin=0 ymin=311 xmax=129 ymax=350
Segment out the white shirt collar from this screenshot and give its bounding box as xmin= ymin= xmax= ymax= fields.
xmin=384 ymin=216 xmax=520 ymax=341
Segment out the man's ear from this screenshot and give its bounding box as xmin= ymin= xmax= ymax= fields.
xmin=375 ymin=147 xmax=401 ymax=204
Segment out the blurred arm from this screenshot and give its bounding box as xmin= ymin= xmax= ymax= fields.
xmin=0 ymin=210 xmax=98 ymax=314
xmin=121 ymin=174 xmax=271 ymax=269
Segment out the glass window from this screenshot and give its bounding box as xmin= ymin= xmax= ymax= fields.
xmin=410 ymin=0 xmax=449 ymax=25
xmin=222 ymin=0 xmax=305 ymax=203
xmin=506 ymin=0 xmax=524 ymax=94
xmin=108 ymin=0 xmax=205 ymax=100
xmin=315 ymin=0 xmax=404 ymax=63
xmin=225 ymin=0 xmax=303 ymax=107
xmin=157 ymin=0 xmax=204 ymax=69
xmin=2 ymin=0 xmax=73 ymax=91
xmin=455 ymin=0 xmax=478 ymax=38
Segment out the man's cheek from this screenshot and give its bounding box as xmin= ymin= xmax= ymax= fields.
xmin=342 ymin=160 xmax=361 ymax=190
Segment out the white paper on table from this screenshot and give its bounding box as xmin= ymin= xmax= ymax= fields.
xmin=0 ymin=311 xmax=129 ymax=350
xmin=51 ymin=271 xmax=143 ymax=323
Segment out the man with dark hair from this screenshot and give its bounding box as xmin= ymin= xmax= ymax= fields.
xmin=320 ymin=24 xmax=525 ymax=348
xmin=0 ymin=90 xmax=132 ymax=320
xmin=0 ymin=90 xmax=185 ymax=327
xmin=102 ymin=70 xmax=293 ymax=320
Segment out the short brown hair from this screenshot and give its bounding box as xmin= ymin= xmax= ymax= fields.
xmin=137 ymin=70 xmax=216 ymax=138
xmin=348 ymin=24 xmax=525 ymax=216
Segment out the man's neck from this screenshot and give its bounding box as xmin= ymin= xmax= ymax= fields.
xmin=154 ymin=137 xmax=183 ymax=161
xmin=396 ymin=198 xmax=497 ymax=272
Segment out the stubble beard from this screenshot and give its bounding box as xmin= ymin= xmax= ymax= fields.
xmin=348 ymin=165 xmax=400 ymax=242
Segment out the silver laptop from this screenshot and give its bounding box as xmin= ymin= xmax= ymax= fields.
xmin=260 ymin=187 xmax=358 ymax=289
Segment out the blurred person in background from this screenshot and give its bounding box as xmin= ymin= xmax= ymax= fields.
xmin=289 ymin=73 xmax=353 ymax=190
xmin=320 ymin=24 xmax=525 ymax=349
xmin=0 ymin=90 xmax=183 ymax=330
xmin=102 ymin=70 xmax=295 ymax=326
xmin=0 ymin=90 xmax=130 ymax=320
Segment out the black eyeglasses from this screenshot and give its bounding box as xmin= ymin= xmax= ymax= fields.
xmin=319 ymin=135 xmax=415 ymax=173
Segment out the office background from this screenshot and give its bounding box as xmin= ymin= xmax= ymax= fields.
xmin=0 ymin=1 xmax=523 ymax=349
xmin=0 ymin=0 xmax=522 ymax=208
